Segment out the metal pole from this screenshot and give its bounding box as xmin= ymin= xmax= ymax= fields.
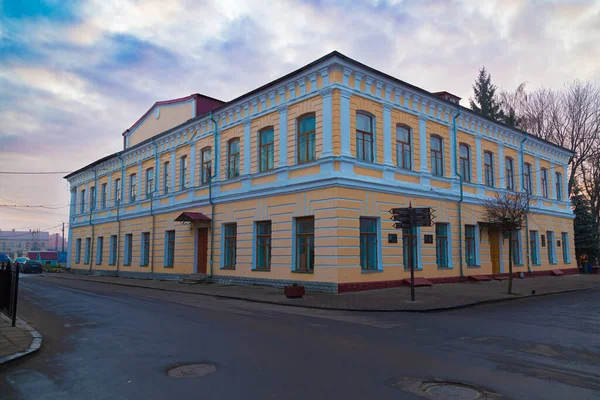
xmin=62 ymin=222 xmax=65 ymax=253
xmin=11 ymin=263 xmax=19 ymax=327
xmin=409 ymin=203 xmax=415 ymax=302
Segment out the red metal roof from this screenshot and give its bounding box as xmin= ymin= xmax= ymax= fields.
xmin=38 ymin=252 xmax=58 ymax=260
xmin=175 ymin=212 xmax=211 ymax=222
xmin=27 ymin=252 xmax=39 ymax=259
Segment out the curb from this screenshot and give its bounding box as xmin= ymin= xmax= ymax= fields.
xmin=0 ymin=314 xmax=43 ymax=365
xmin=45 ymin=274 xmax=600 ymax=313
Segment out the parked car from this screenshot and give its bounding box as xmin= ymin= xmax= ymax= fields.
xmin=22 ymin=260 xmax=43 ymax=274
xmin=0 ymin=253 xmax=12 ymax=267
xmin=14 ymin=257 xmax=30 ymax=266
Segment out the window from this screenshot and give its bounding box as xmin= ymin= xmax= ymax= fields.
xmin=75 ymin=238 xmax=81 ymax=264
xmin=165 ymin=230 xmax=175 ymax=267
xmin=129 ymin=174 xmax=137 ymax=203
xmin=146 ymin=168 xmax=154 ymax=198
xmin=80 ymin=190 xmax=86 ymax=213
xmin=201 ymin=148 xmax=211 ymax=185
xmin=223 ymin=224 xmax=237 ymax=269
xmin=360 ymin=217 xmax=378 ymax=270
xmin=511 ymin=231 xmax=521 ymax=265
xmin=562 ymin=232 xmax=569 ymax=263
xmin=396 ymin=125 xmax=411 ymax=170
xmin=547 ymin=231 xmax=555 ymax=263
xmin=298 ymin=114 xmax=316 ymax=163
xmin=356 ymin=112 xmax=374 ymax=162
xmin=524 ymin=162 xmax=533 ymax=193
xmin=90 ymin=186 xmax=96 ymax=210
xmin=259 ymin=128 xmax=275 ymax=172
xmin=430 ymin=135 xmax=444 ymax=176
xmin=96 ymin=237 xmax=103 ymax=265
xmin=255 ymin=221 xmax=271 ymax=270
xmin=141 ymin=232 xmax=150 ymax=266
xmin=556 ymin=172 xmax=563 ymax=201
xmin=295 ymin=217 xmax=315 ymax=272
xmin=101 ymin=183 xmax=107 ymax=209
xmin=124 ymin=234 xmax=132 ymax=266
xmin=484 ymin=151 xmax=494 ymax=187
xmin=530 ymin=231 xmax=539 ymax=265
xmin=541 ymin=168 xmax=548 ymax=198
xmin=84 ymin=237 xmax=91 ymax=264
xmin=465 ymin=225 xmax=476 ymax=266
xmin=505 ymin=157 xmax=515 ymax=191
xmin=436 ymin=223 xmax=449 ymax=268
xmin=109 ymin=235 xmax=117 ymax=266
xmin=228 ymin=139 xmax=240 ymax=179
xmin=114 ymin=178 xmax=121 ymax=205
xmin=402 ymin=228 xmax=418 ymax=270
xmin=163 ymin=161 xmax=170 ymax=194
xmin=180 ymin=156 xmax=188 ymax=190
xmin=459 ymin=144 xmax=471 ymax=182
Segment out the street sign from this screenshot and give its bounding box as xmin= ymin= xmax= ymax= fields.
xmin=393 ymin=222 xmax=412 ymax=229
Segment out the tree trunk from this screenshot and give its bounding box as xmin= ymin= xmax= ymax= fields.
xmin=508 ymin=230 xmax=514 ymax=294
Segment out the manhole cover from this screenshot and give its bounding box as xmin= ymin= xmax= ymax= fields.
xmin=423 ymin=382 xmax=482 ymax=399
xmin=167 ymin=363 xmax=217 ymax=378
xmin=392 ymin=377 xmax=503 ymax=399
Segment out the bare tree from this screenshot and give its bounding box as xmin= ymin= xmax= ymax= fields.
xmin=482 ymin=191 xmax=534 ymax=294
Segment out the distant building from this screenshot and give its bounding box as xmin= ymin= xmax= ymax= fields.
xmin=47 ymin=233 xmax=68 ymax=252
xmin=0 ymin=229 xmax=49 ymax=259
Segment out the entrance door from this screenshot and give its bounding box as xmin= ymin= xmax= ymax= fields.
xmin=490 ymin=228 xmax=500 ymax=274
xmin=196 ymin=228 xmax=208 ymax=274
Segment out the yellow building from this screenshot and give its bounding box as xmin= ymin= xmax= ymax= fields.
xmin=65 ymin=51 xmax=574 ymax=293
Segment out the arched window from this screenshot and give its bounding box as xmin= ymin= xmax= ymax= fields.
xmin=524 ymin=162 xmax=532 ymax=193
xmin=297 ymin=114 xmax=316 ymax=164
xmin=396 ymin=125 xmax=411 ymax=170
xmin=555 ymin=172 xmax=563 ymax=201
xmin=356 ymin=112 xmax=373 ymax=162
xmin=259 ymin=127 xmax=275 ymax=172
xmin=228 ymin=138 xmax=240 ymax=179
xmin=484 ymin=151 xmax=494 ymax=187
xmin=201 ymin=147 xmax=212 ymax=185
xmin=430 ymin=135 xmax=443 ymax=176
xmin=459 ymin=144 xmax=470 ymax=182
xmin=541 ymin=168 xmax=548 ymax=198
xmin=505 ymin=157 xmax=514 ymax=190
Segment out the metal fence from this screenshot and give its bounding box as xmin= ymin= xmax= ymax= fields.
xmin=0 ymin=262 xmax=20 ymax=327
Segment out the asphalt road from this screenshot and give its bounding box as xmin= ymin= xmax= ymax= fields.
xmin=1 ymin=275 xmax=599 ymax=400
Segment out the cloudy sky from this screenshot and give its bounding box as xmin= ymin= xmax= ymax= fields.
xmin=0 ymin=0 xmax=599 ymax=234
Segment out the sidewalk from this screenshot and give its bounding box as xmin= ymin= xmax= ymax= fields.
xmin=0 ymin=313 xmax=42 ymax=365
xmin=47 ymin=273 xmax=600 ymax=312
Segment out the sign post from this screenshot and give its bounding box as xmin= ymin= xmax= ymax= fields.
xmin=389 ymin=203 xmax=435 ymax=302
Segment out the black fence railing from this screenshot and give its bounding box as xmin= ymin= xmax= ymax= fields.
xmin=0 ymin=262 xmax=20 ymax=327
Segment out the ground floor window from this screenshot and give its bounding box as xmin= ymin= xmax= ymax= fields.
xmin=124 ymin=234 xmax=132 ymax=266
xmin=165 ymin=230 xmax=175 ymax=267
xmin=465 ymin=225 xmax=476 ymax=266
xmin=547 ymin=231 xmax=556 ymax=264
xmin=223 ymin=224 xmax=237 ymax=269
xmin=402 ymin=228 xmax=418 ymax=270
xmin=561 ymin=232 xmax=569 ymax=263
xmin=141 ymin=232 xmax=150 ymax=266
xmin=96 ymin=237 xmax=103 ymax=265
xmin=435 ymin=223 xmax=448 ymax=268
xmin=360 ymin=217 xmax=378 ymax=270
xmin=75 ymin=238 xmax=81 ymax=264
xmin=295 ymin=217 xmax=314 ymax=272
xmin=109 ymin=235 xmax=117 ymax=266
xmin=529 ymin=231 xmax=539 ymax=265
xmin=84 ymin=237 xmax=91 ymax=264
xmin=255 ymin=221 xmax=271 ymax=270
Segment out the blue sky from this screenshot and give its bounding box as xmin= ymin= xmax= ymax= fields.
xmin=0 ymin=0 xmax=599 ymax=232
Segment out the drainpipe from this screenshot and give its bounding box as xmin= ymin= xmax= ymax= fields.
xmin=521 ymin=136 xmax=532 ymax=273
xmin=89 ymin=169 xmax=98 ymax=274
xmin=208 ymin=111 xmax=219 ymax=279
xmin=116 ymin=153 xmax=125 ymax=275
xmin=151 ymin=141 xmax=158 ymax=274
xmin=453 ymin=106 xmax=465 ymax=278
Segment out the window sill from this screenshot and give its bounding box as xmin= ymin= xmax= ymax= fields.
xmin=466 ymin=265 xmax=481 ymax=268
xmin=252 ymin=268 xmax=271 ymax=272
xmin=140 ymin=264 xmax=149 ymax=267
xmin=292 ymin=270 xmax=314 ymax=274
xmin=404 ymin=268 xmax=423 ymax=272
xmin=361 ymin=269 xmax=383 ymax=274
xmin=123 ymin=264 xmax=131 ymax=267
xmin=221 ymin=267 xmax=236 ymax=270
xmin=164 ymin=265 xmax=174 ymax=269
xmin=437 ymin=266 xmax=451 ymax=270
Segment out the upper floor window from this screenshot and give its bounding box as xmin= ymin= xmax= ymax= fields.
xmin=356 ymin=112 xmax=374 ymax=162
xmin=114 ymin=178 xmax=121 ymax=205
xmin=259 ymin=127 xmax=275 ymax=172
xmin=556 ymin=172 xmax=563 ymax=201
xmin=180 ymin=156 xmax=188 ymax=190
xmin=484 ymin=151 xmax=494 ymax=187
xmin=541 ymin=168 xmax=548 ymax=198
xmin=396 ymin=125 xmax=411 ymax=170
xmin=524 ymin=162 xmax=533 ymax=193
xmin=298 ymin=114 xmax=316 ymax=164
xmin=146 ymin=167 xmax=154 ymax=198
xmin=80 ymin=189 xmax=86 ymax=213
xmin=228 ymin=138 xmax=240 ymax=179
xmin=459 ymin=144 xmax=471 ymax=182
xmin=163 ymin=161 xmax=170 ymax=194
xmin=430 ymin=135 xmax=443 ymax=177
xmin=129 ymin=174 xmax=137 ymax=203
xmin=201 ymin=148 xmax=212 ymax=185
xmin=90 ymin=186 xmax=96 ymax=210
xmin=100 ymin=183 xmax=107 ymax=209
xmin=505 ymin=157 xmax=515 ymax=191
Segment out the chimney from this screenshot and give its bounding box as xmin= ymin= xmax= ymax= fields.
xmin=433 ymin=91 xmax=461 ymax=105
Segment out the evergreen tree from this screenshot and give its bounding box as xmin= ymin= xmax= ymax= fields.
xmin=572 ymin=187 xmax=600 ymax=264
xmin=469 ymin=66 xmax=505 ymax=123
